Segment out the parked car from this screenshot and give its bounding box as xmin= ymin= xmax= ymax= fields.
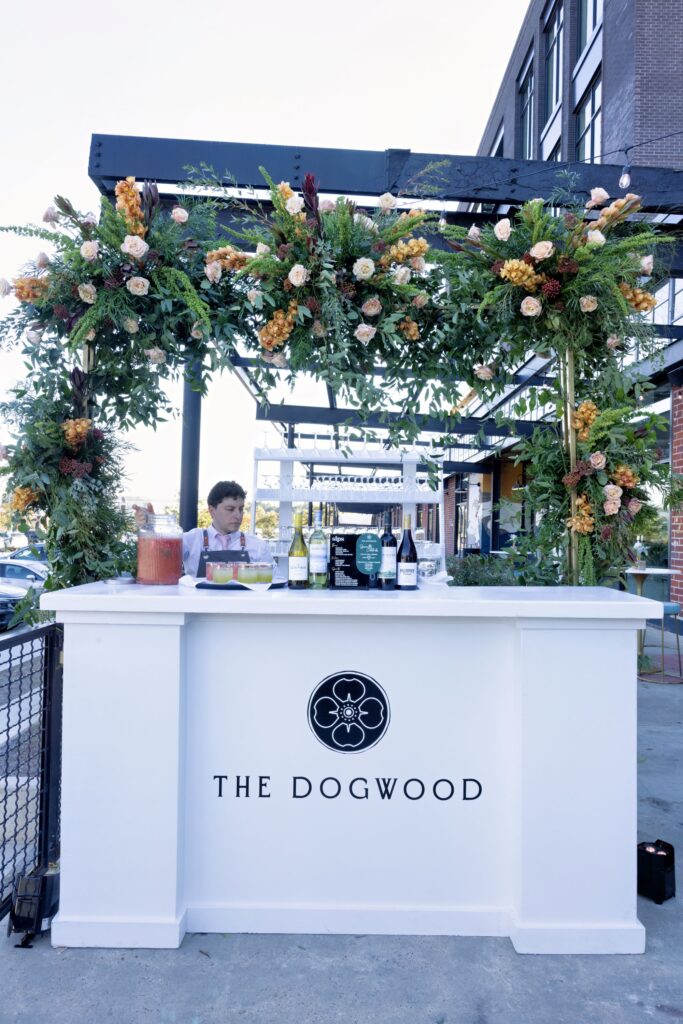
xmin=0 ymin=581 xmax=27 ymax=632
xmin=0 ymin=559 xmax=48 ymax=589
xmin=8 ymin=543 xmax=48 ymax=562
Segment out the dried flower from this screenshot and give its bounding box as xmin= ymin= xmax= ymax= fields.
xmin=285 ymin=195 xmax=305 ymax=215
xmin=204 ymin=261 xmax=222 ymax=284
xmin=494 ymin=218 xmax=511 ymax=241
xmin=541 ymin=278 xmax=562 ymax=299
xmin=78 ymin=282 xmax=97 ymax=304
xmin=145 ymin=347 xmax=167 ymax=364
xmin=352 ymin=257 xmax=375 ymax=281
xmin=500 ymin=259 xmax=544 ymax=291
xmin=520 ymin=296 xmax=542 ymax=317
xmin=85 ymin=329 xmax=96 ymax=342
xmin=80 ymin=241 xmax=99 ymax=261
xmin=361 ymin=296 xmax=382 ymax=317
xmin=398 ymin=317 xmax=420 ymax=340
xmin=120 ymin=235 xmax=149 ymax=260
xmin=258 ymin=300 xmax=298 ymax=351
xmin=288 ymin=263 xmax=310 ymax=287
xmin=26 ymin=329 xmax=42 ymax=344
xmin=378 ymin=192 xmax=397 ymax=210
xmin=354 ymin=323 xmax=377 ymax=345
xmin=529 ymin=241 xmax=554 ymax=261
xmin=126 ymin=276 xmax=150 ymax=297
xmin=619 ymin=282 xmax=656 ymax=311
xmin=379 ymin=237 xmax=428 ymax=267
xmin=586 ymin=187 xmax=610 ymax=209
xmin=410 ymin=256 xmax=426 ymax=272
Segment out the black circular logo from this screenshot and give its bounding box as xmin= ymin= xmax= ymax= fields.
xmin=308 ymin=671 xmax=390 ymax=753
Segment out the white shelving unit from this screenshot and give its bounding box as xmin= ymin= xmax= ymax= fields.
xmin=251 ymin=447 xmax=446 ymax=570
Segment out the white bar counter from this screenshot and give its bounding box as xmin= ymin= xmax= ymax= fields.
xmin=42 ymin=583 xmax=661 ymax=954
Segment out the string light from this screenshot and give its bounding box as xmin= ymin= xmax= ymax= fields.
xmin=619 ymin=164 xmax=632 ymax=190
xmin=438 ymin=208 xmax=448 ymax=231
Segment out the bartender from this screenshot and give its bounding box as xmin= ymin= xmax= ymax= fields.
xmin=134 ymin=480 xmax=276 ymax=577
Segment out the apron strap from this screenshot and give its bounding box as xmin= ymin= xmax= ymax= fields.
xmin=240 ymin=532 xmax=246 ymax=549
xmin=203 ymin=529 xmax=209 ymax=550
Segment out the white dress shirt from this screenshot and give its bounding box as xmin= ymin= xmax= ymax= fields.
xmin=182 ymin=524 xmax=276 ymax=577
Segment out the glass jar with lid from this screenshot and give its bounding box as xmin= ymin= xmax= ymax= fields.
xmin=137 ymin=514 xmax=184 ymax=585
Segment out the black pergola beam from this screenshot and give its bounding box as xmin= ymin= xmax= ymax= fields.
xmin=89 ymin=134 xmax=683 ymax=212
xmin=255 ymin=403 xmax=551 ymax=438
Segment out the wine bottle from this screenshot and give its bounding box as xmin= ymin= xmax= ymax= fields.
xmin=308 ymin=509 xmax=328 ymax=589
xmin=288 ymin=512 xmax=309 ymax=589
xmin=396 ymin=513 xmax=418 ymax=591
xmin=378 ymin=512 xmax=397 ymax=591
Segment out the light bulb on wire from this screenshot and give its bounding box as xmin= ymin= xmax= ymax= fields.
xmin=619 ymin=163 xmax=631 ymax=190
xmin=438 ymin=208 xmax=448 ymax=232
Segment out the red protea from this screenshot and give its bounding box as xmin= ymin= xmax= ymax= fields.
xmin=541 ymin=278 xmax=562 ymax=299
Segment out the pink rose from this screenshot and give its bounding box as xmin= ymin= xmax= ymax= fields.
xmin=603 ymin=484 xmax=623 ymax=500
xmin=412 ymin=293 xmax=429 ymax=309
xmin=494 ymin=218 xmax=511 ymax=241
xmin=603 ymin=499 xmax=620 ymax=516
xmin=319 ymin=199 xmax=335 ymax=213
xmin=474 ymin=365 xmax=495 ymax=380
xmin=606 ymin=335 xmax=620 ymax=350
xmin=171 ymin=207 xmax=189 ymax=224
xmin=520 ymin=296 xmax=542 ymax=317
xmin=354 ymin=324 xmax=376 ymax=345
xmin=585 ymin=187 xmax=610 ymax=209
xmin=361 ymin=297 xmax=382 ymax=317
xmin=589 ymin=452 xmax=606 ymax=470
xmin=529 ymin=241 xmax=554 ymax=261
xmin=627 ymin=498 xmax=642 ymax=515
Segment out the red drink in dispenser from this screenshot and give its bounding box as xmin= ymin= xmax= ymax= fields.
xmin=137 ymin=514 xmax=184 ymax=585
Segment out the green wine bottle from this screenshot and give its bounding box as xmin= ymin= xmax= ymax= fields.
xmin=288 ymin=512 xmax=309 ymax=589
xmin=308 ymin=510 xmax=328 ymax=589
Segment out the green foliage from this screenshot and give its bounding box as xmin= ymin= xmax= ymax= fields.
xmin=446 ymin=554 xmax=519 ymax=586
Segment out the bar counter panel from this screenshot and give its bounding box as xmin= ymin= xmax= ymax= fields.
xmin=41 ymin=583 xmax=660 ymax=953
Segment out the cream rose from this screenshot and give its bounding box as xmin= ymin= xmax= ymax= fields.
xmin=354 ymin=213 xmax=378 ymax=233
xmin=285 ymin=195 xmax=305 ymax=215
xmin=529 ymin=240 xmax=554 ymax=261
xmin=204 ymin=261 xmax=222 ymax=284
xmin=361 ymin=297 xmax=382 ymax=317
xmin=378 ymin=192 xmax=397 ymax=210
xmin=190 ymin=321 xmax=205 ymax=340
xmin=80 ymin=241 xmax=99 ymax=261
xmin=36 ymin=252 xmax=50 ymax=269
xmin=120 ymin=235 xmax=149 ymax=259
xmin=494 ymin=218 xmax=511 ymax=241
xmin=393 ymin=266 xmax=411 ymax=286
xmin=126 ymin=276 xmax=150 ymax=296
xmin=586 ymin=230 xmax=606 ymax=246
xmin=42 ymin=206 xmax=59 ymax=224
xmin=353 ymin=257 xmax=375 ymax=281
xmin=246 ymin=289 xmax=261 ymax=303
xmin=586 ymin=187 xmax=610 ymax=209
xmin=312 ymin=320 xmax=326 ymax=338
xmin=256 ymin=242 xmax=271 ymax=256
xmin=467 ymin=225 xmax=480 ymax=241
xmin=171 ymin=207 xmax=189 ymax=224
xmin=288 ymin=263 xmax=310 ymax=287
xmin=474 ymin=365 xmax=495 ymax=380
xmin=85 ymin=329 xmax=96 ymax=342
xmin=520 ymin=296 xmax=542 ymax=317
xmin=354 ymin=324 xmax=377 ymax=345
xmin=145 ymin=347 xmax=166 ymax=364
xmin=606 ymin=335 xmax=621 ymax=350
xmin=262 ymin=350 xmax=289 ymax=367
xmin=580 ymin=295 xmax=598 ymax=312
xmin=319 ymin=199 xmax=335 ymax=213
xmin=640 ymin=254 xmax=654 ymax=275
xmin=0 ymin=278 xmax=12 ymax=297
xmin=589 ymin=451 xmax=606 ymax=470
xmin=603 ymin=484 xmax=623 ymax=500
xmin=122 ymin=318 xmax=139 ymax=334
xmin=410 ymin=256 xmax=426 ymax=272
xmin=26 ymin=330 xmax=43 ymax=344
xmin=603 ymin=499 xmax=620 ymax=516
xmin=412 ymin=293 xmax=429 ymax=309
xmin=78 ymin=283 xmax=97 ymax=304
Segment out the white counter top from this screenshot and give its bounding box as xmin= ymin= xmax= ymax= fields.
xmin=41 ymin=581 xmax=661 ymax=620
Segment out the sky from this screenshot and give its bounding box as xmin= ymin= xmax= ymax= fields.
xmin=0 ymin=0 xmax=530 ymax=509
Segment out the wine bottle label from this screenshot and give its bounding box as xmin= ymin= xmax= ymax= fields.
xmin=397 ymin=563 xmax=417 ymax=586
xmin=379 ymin=549 xmax=397 ymax=579
xmin=309 ymin=542 xmax=328 ymax=574
xmin=288 ymin=555 xmax=308 ymax=581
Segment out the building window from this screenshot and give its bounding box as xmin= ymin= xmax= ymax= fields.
xmin=490 ymin=124 xmax=504 ymax=158
xmin=548 ymin=141 xmax=562 ymax=161
xmin=578 ymin=0 xmax=603 ymax=55
xmin=576 ymin=75 xmax=601 ymax=163
xmin=544 ymin=3 xmax=563 ymax=123
xmin=519 ymin=63 xmax=535 ymax=160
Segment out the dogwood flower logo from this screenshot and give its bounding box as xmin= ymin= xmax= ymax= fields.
xmin=308 ymin=671 xmax=390 ymax=753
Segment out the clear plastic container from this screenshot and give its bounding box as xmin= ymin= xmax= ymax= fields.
xmin=137 ymin=514 xmax=183 ymax=585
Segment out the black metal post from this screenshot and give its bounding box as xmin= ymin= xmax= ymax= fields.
xmin=180 ymin=373 xmax=202 ymax=531
xmin=491 ymin=460 xmax=501 ymax=552
xmin=40 ymin=625 xmax=63 ymax=868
